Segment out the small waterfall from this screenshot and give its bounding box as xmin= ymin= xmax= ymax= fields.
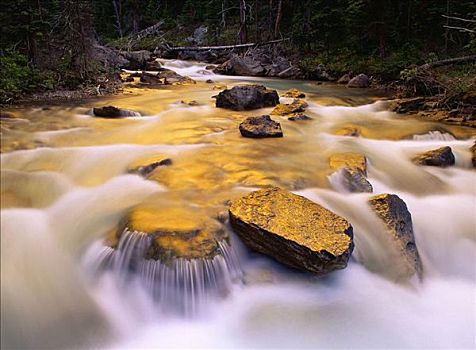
xmin=412 ymin=131 xmax=456 ymax=141
xmin=85 ymin=230 xmax=242 ymax=315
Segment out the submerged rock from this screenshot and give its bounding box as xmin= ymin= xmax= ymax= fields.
xmin=239 ymin=115 xmax=283 ymax=138
xmin=412 ymin=146 xmax=455 ymax=167
xmin=229 ymin=187 xmax=354 ymax=275
xmin=128 ymin=158 xmax=172 ymax=177
xmin=92 ymin=106 xmax=141 ymax=118
xmin=216 ymin=84 xmax=279 ymax=111
xmin=282 ymin=88 xmax=306 ymax=98
xmin=368 ymin=194 xmax=423 ymax=279
xmin=271 ymin=99 xmax=308 ymax=116
xmin=288 ymin=114 xmax=312 ymax=121
xmin=212 ymin=84 xmax=226 ymax=90
xmin=347 ymin=74 xmax=370 ymax=88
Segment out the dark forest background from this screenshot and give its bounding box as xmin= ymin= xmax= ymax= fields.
xmin=1 ymin=0 xmax=475 ymax=101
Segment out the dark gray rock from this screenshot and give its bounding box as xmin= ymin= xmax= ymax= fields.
xmin=412 ymin=146 xmax=455 ymax=167
xmin=347 ymin=74 xmax=370 ymax=88
xmin=214 ymin=55 xmax=265 ymax=76
xmin=471 ymin=142 xmax=476 ymax=168
xmin=128 ymin=158 xmax=172 ymax=177
xmin=120 ymin=50 xmax=152 ymax=70
xmin=369 ymin=194 xmax=423 ymax=279
xmin=288 ymin=114 xmax=312 ymax=121
xmin=337 ymin=73 xmax=352 ymax=84
xmin=229 ymin=187 xmax=354 ymax=275
xmin=216 ymin=84 xmax=279 ymax=111
xmin=239 ymin=115 xmax=283 ymax=138
xmin=93 ymin=106 xmax=141 ymax=118
xmin=338 ymin=167 xmax=373 ymax=193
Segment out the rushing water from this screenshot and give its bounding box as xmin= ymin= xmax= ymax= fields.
xmin=1 ymin=60 xmax=475 ymax=349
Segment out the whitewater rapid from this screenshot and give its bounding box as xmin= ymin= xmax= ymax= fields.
xmin=1 ymin=60 xmax=475 ymax=349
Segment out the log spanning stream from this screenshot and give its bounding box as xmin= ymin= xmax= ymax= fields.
xmin=1 ymin=60 xmax=475 ymax=349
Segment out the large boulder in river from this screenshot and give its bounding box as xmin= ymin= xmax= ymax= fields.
xmin=239 ymin=115 xmax=283 ymax=138
xmin=347 ymin=74 xmax=370 ymax=88
xmin=92 ymin=106 xmax=141 ymax=118
xmin=229 ymin=187 xmax=354 ymax=275
xmin=329 ymin=153 xmax=367 ymax=175
xmin=216 ymin=85 xmax=279 ymax=111
xmin=368 ymin=194 xmax=423 ymax=279
xmin=412 ymin=146 xmax=455 ymax=167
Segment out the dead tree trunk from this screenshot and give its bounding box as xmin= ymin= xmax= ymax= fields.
xmin=238 ymin=0 xmax=247 ymax=44
xmin=419 ymin=55 xmax=476 ymax=70
xmin=274 ymin=0 xmax=283 ymax=38
xmin=166 ymin=38 xmax=289 ymax=52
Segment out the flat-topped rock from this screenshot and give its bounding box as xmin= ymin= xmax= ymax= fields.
xmin=109 ymin=206 xmax=228 ymax=261
xmin=215 ymin=85 xmax=279 ymax=111
xmin=369 ymin=194 xmax=423 ymax=279
xmin=412 ymin=146 xmax=455 ymax=167
xmin=271 ymin=99 xmax=308 ymax=116
xmin=329 ymin=152 xmax=367 ymax=175
xmin=239 ymin=115 xmax=283 ymax=138
xmin=229 ymin=187 xmax=354 ymax=275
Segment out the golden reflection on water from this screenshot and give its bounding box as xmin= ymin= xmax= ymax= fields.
xmin=1 ymin=79 xmax=475 ymax=213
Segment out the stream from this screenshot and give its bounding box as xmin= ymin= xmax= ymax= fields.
xmin=1 ymin=60 xmax=475 ymax=349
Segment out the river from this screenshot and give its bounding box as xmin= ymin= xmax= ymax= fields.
xmin=1 ymin=60 xmax=475 ymax=349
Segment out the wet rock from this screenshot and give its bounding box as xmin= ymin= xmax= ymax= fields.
xmin=111 ymin=206 xmax=228 ymax=261
xmin=213 ymin=84 xmax=226 ymax=90
xmin=329 ymin=152 xmax=367 ymax=175
xmin=92 ymin=106 xmax=141 ymax=118
xmin=214 ymin=55 xmax=265 ymax=76
xmin=329 ymin=153 xmax=372 ymax=193
xmin=180 ymin=99 xmax=200 ymax=106
xmin=337 ymin=73 xmax=352 ymax=84
xmin=216 ymin=84 xmax=279 ymax=111
xmin=470 ymin=142 xmax=476 ymax=168
xmin=229 ymin=187 xmax=354 ymax=275
xmin=145 ymin=59 xmax=161 ymax=70
xmin=288 ymin=114 xmax=312 ymax=121
xmin=239 ymin=115 xmax=283 ymax=138
xmin=206 ymin=79 xmax=214 ymax=83
xmin=335 ymin=167 xmax=373 ymax=193
xmin=412 ymin=146 xmax=455 ymax=167
xmin=271 ymin=99 xmax=308 ymax=116
xmin=282 ymin=88 xmax=306 ymax=98
xmin=368 ymin=193 xmax=423 ymax=279
xmin=347 ymin=74 xmax=370 ymax=88
xmin=120 ymin=50 xmax=152 ymax=70
xmin=390 ymin=97 xmax=428 ymax=114
xmin=205 ymin=65 xmax=216 ymax=70
xmin=124 ymin=76 xmax=135 ymax=82
xmin=334 ymin=126 xmax=361 ymax=137
xmin=128 ymin=158 xmax=172 ymax=177
xmin=140 ymin=72 xmax=164 ymax=84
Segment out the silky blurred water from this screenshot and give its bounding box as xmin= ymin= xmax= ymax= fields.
xmin=1 ymin=60 xmax=475 ymax=349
